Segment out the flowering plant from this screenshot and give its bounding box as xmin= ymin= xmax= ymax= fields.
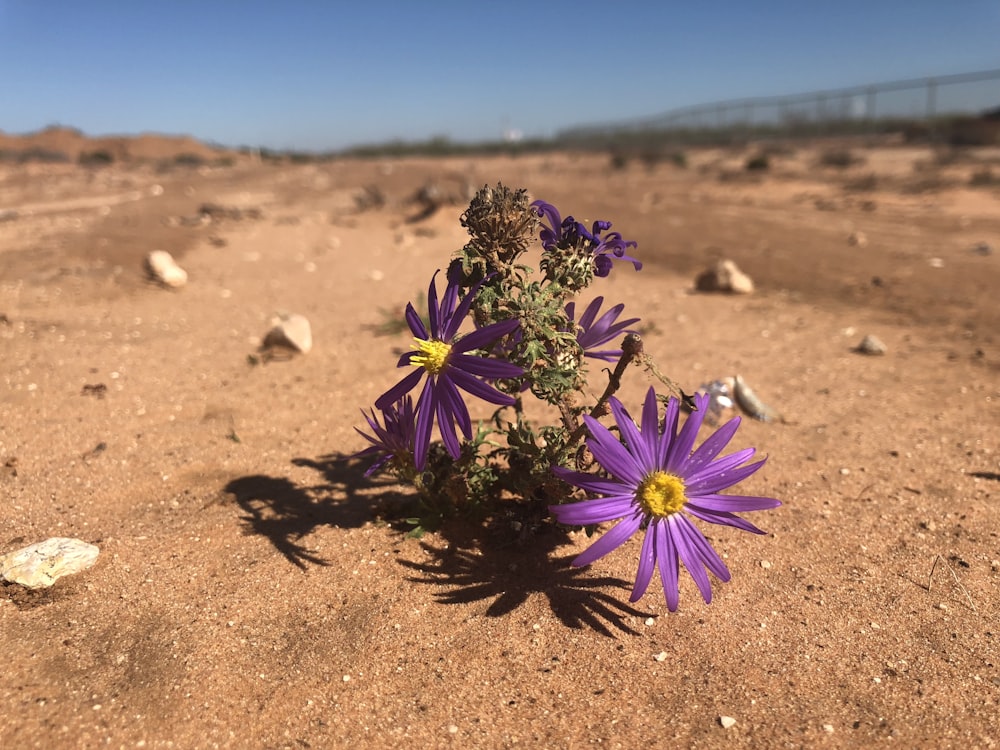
xmin=356 ymin=184 xmax=779 ymax=612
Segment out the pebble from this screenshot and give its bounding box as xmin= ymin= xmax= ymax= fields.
xmin=695 ymin=259 xmax=754 ymax=294
xmin=855 ymin=334 xmax=887 ymax=355
xmin=145 ymin=250 xmax=188 ymax=288
xmin=262 ymin=313 xmax=313 ymax=354
xmin=823 ymin=724 xmax=835 ymax=734
xmin=971 ymin=242 xmax=993 ymax=256
xmin=848 ymin=231 xmax=868 ymax=247
xmin=0 ymin=209 xmax=19 ymax=223
xmin=0 ymin=537 xmax=100 ymax=589
xmin=719 ymin=716 xmax=737 ymax=729
xmin=928 ymin=257 xmax=944 ymax=268
xmin=654 ymin=651 xmax=668 ymax=662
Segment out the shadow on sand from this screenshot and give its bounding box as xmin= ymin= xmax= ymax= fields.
xmin=226 ymin=454 xmax=650 ymax=635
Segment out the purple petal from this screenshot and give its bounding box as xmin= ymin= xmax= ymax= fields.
xmin=630 ymin=523 xmax=657 ymax=602
xmin=685 ymin=492 xmax=781 ymax=513
xmin=667 ymin=396 xmax=708 ymax=473
xmin=404 ymin=302 xmax=428 ymax=340
xmin=577 ymin=297 xmax=603 ymax=330
xmin=686 ymin=456 xmax=767 ymax=496
xmin=610 ymin=397 xmax=654 ymax=472
xmin=671 ymin=516 xmax=714 ymax=604
xmin=412 ymin=377 xmax=437 ymax=470
xmin=677 ymin=514 xmax=731 ymax=584
xmin=375 ymin=368 xmax=424 ymax=411
xmin=453 ymin=317 xmax=520 ymax=353
xmin=436 ymin=389 xmax=462 ymax=458
xmin=450 ymin=352 xmax=523 ymax=379
xmin=572 ymin=513 xmax=643 ymax=567
xmin=551 ymin=466 xmax=635 ymax=498
xmin=684 ymin=416 xmax=740 ymax=475
xmin=582 ymin=415 xmax=644 ymax=486
xmin=549 ymin=493 xmax=636 ymax=525
xmin=442 ymin=275 xmax=490 ymax=341
xmin=657 ymin=395 xmax=681 ymax=467
xmin=437 ymin=375 xmax=472 ymax=440
xmin=426 ymin=272 xmax=441 ymax=338
xmin=653 ymin=523 xmax=680 ymax=611
xmin=684 ymin=506 xmax=769 ymax=535
xmin=447 ymin=367 xmax=517 ymax=406
xmin=684 ymin=446 xmax=756 ymax=486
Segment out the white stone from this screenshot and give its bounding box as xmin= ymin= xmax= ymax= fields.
xmin=848 ymin=231 xmax=868 ymax=247
xmin=719 ymin=716 xmax=737 ymax=729
xmin=262 ymin=313 xmax=312 ymax=354
xmin=695 ymin=259 xmax=754 ymax=294
xmin=855 ymin=334 xmax=887 ymax=355
xmin=1 ymin=537 xmax=99 ymax=589
xmin=145 ymin=250 xmax=187 ymax=288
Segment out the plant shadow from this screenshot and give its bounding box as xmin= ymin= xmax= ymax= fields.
xmin=399 ymin=519 xmax=652 ymax=637
xmin=223 ymin=453 xmax=414 ymax=569
xmin=227 ymin=455 xmax=651 ymax=634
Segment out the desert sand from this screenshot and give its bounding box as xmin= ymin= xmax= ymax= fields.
xmin=1 ymin=138 xmax=999 ymax=748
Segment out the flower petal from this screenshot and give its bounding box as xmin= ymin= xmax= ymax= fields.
xmin=447 ymin=367 xmax=517 ymax=406
xmin=667 ymin=394 xmax=708 ymax=473
xmin=450 ymin=352 xmax=523 ymax=379
xmin=551 ymin=466 xmax=635 ymax=498
xmin=684 ymin=415 xmax=740 ymax=475
xmin=412 ymin=376 xmax=437 ymax=470
xmin=684 ymin=446 xmax=756 ymax=486
xmin=404 ymin=302 xmax=428 ymax=340
xmin=630 ymin=524 xmax=657 ymax=602
xmin=611 ymin=397 xmax=654 ymax=472
xmin=685 ymin=492 xmax=782 ymax=513
xmin=549 ymin=493 xmax=636 ymax=525
xmin=438 ymin=375 xmax=472 ymax=440
xmin=375 ymin=368 xmax=424 ymax=412
xmin=654 ymin=522 xmax=681 ymax=611
xmin=671 ymin=516 xmax=715 ymax=604
xmin=453 ymin=317 xmax=520 ymax=353
xmin=572 ymin=513 xmax=643 ymax=567
xmin=683 ymin=506 xmax=769 ymax=535
xmin=677 ymin=514 xmax=731 ymax=584
xmin=583 ymin=415 xmax=644 ymax=486
xmin=686 ymin=456 xmax=767 ymax=495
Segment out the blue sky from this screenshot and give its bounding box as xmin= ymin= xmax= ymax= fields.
xmin=1 ymin=1 xmax=998 ymax=151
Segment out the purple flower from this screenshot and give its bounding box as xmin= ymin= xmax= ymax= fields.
xmin=354 ymin=396 xmax=416 ymax=476
xmin=375 ymin=271 xmax=523 ymax=470
xmin=550 ymin=387 xmax=780 ymax=611
xmin=532 ymin=199 xmax=642 ymax=277
xmin=566 ymin=296 xmax=640 ymax=362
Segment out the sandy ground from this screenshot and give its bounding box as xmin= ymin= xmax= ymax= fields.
xmin=1 ymin=143 xmax=999 ymax=748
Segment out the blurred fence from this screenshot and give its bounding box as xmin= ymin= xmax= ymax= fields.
xmin=560 ymin=69 xmax=1000 ymax=146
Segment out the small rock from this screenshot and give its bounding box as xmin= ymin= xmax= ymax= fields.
xmin=928 ymin=257 xmax=944 ymax=268
xmin=654 ymin=651 xmax=668 ymax=662
xmin=695 ymin=259 xmax=754 ymax=294
xmin=262 ymin=313 xmax=312 ymax=355
xmin=822 ymin=724 xmax=835 ymax=734
xmin=145 ymin=250 xmax=187 ymax=288
xmin=971 ymin=242 xmax=993 ymax=256
xmin=1 ymin=537 xmax=99 ymax=589
xmin=719 ymin=716 xmax=737 ymax=729
xmin=855 ymin=334 xmax=887 ymax=355
xmin=0 ymin=209 xmax=19 ymax=223
xmin=848 ymin=231 xmax=868 ymax=248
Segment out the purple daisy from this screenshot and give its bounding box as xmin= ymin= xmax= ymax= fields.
xmin=375 ymin=271 xmax=523 ymax=470
xmin=532 ymin=199 xmax=642 ymax=277
xmin=354 ymin=395 xmax=417 ymax=477
xmin=550 ymin=387 xmax=781 ymax=611
xmin=566 ymin=296 xmax=640 ymax=362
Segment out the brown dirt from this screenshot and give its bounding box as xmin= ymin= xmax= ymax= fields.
xmin=1 ymin=139 xmax=999 ymax=748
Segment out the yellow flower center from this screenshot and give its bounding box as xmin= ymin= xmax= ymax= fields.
xmin=636 ymin=471 xmax=687 ymax=518
xmin=411 ymin=338 xmax=452 ymax=374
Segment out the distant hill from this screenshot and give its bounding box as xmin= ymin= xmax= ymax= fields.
xmin=0 ymin=125 xmax=234 ymax=163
